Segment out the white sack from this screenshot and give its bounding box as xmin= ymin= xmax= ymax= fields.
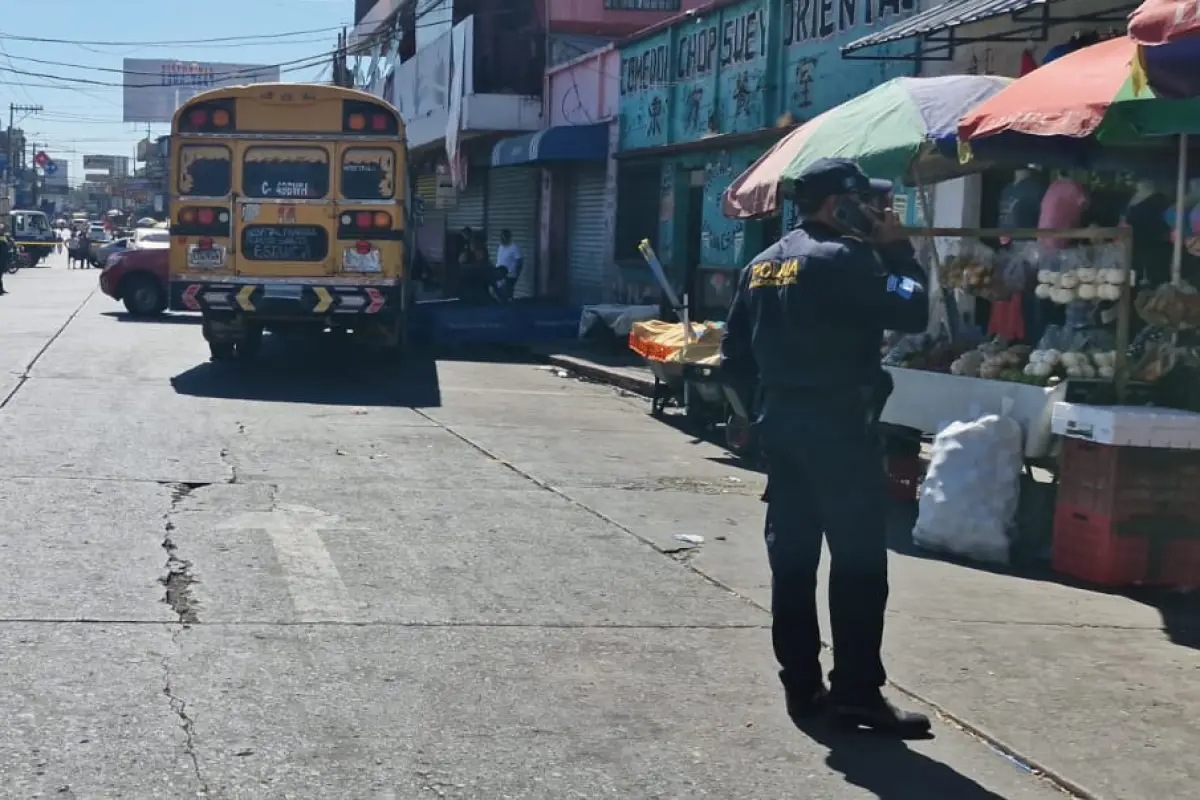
xmin=913 ymin=414 xmax=1024 ymax=565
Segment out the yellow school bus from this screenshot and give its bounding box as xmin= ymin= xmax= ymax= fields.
xmin=168 ymin=83 xmax=409 ymax=361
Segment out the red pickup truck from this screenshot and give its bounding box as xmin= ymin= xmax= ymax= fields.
xmin=99 ymin=247 xmax=168 ymax=317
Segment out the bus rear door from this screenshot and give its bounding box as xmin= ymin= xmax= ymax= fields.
xmin=233 ymin=143 xmax=335 ymax=279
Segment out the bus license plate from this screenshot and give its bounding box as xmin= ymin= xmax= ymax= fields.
xmin=263 ymin=284 xmax=303 ymax=300
xmin=187 ymin=245 xmax=225 ymax=268
xmin=343 ymin=248 xmax=381 ymax=273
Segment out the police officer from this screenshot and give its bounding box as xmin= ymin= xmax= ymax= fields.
xmin=721 ymin=158 xmax=931 ymax=736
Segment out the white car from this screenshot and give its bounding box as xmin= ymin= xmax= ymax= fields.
xmin=88 ymin=224 xmax=112 ymax=243
xmin=132 ymin=228 xmax=170 ymax=249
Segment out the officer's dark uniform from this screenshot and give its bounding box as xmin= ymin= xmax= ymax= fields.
xmin=720 ymin=159 xmax=930 ymax=734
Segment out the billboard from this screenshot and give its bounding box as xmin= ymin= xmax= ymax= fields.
xmin=122 ymin=59 xmax=282 ymax=123
xmin=83 ymin=155 xmax=129 ymax=176
xmin=43 ymin=159 xmax=68 ymax=190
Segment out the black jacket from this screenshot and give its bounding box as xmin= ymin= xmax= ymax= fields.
xmin=720 ymin=220 xmax=929 ymax=397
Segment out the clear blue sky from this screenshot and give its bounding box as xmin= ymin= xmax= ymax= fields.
xmin=0 ymin=0 xmax=351 ymax=186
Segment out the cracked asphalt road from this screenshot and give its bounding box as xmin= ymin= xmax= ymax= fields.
xmin=0 ymin=257 xmax=1191 ymax=799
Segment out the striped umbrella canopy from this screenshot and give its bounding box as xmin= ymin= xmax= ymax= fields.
xmin=1129 ymin=0 xmax=1200 ymax=98
xmin=722 ymin=74 xmax=1012 ymax=220
xmin=959 ymin=36 xmax=1200 ymax=158
xmin=1129 ymin=0 xmax=1200 ymax=44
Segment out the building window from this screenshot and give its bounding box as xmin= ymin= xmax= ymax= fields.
xmin=603 ymin=0 xmax=681 ymax=9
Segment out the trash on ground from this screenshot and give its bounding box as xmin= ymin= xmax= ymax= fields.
xmin=673 ymin=534 xmax=705 ymax=546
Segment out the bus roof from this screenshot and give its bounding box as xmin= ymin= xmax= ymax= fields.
xmin=172 ymin=83 xmax=403 ymax=133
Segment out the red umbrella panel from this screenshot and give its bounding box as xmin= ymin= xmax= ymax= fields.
xmin=1129 ymin=0 xmax=1200 ymax=98
xmin=1129 ymin=0 xmax=1200 ymax=44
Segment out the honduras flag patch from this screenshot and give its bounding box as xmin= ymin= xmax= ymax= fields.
xmin=887 ymin=275 xmax=918 ymax=299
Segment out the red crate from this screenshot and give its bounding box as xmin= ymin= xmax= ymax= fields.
xmin=886 ymin=454 xmax=924 ymax=505
xmin=1053 ymin=504 xmax=1200 ymax=587
xmin=1058 ymin=438 xmax=1200 ymax=523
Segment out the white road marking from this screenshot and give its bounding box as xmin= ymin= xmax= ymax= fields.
xmin=221 ymin=504 xmax=355 ymax=621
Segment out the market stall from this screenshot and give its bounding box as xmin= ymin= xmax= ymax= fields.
xmin=880 ymin=224 xmax=1135 ymax=463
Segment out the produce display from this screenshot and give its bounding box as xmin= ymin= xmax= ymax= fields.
xmin=937 ymin=240 xmax=1026 ymax=301
xmin=950 ymin=340 xmax=1031 ymax=381
xmin=887 ymin=321 xmax=1123 ymax=388
xmin=1024 ymin=349 xmax=1117 ymax=380
xmin=883 ymin=332 xmax=973 ymax=373
xmin=1034 ymin=261 xmax=1125 ymax=304
xmin=1135 ymin=281 xmax=1200 ymax=329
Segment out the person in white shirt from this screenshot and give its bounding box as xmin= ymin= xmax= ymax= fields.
xmin=495 ymin=229 xmax=523 ymax=300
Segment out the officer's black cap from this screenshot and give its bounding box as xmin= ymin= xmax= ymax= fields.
xmin=792 ymin=158 xmax=893 ymax=205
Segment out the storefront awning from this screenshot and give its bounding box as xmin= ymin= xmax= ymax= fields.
xmin=490 ymin=123 xmax=609 ymax=168
xmin=841 ymin=0 xmax=1135 ymax=61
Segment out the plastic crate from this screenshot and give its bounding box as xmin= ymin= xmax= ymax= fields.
xmin=1057 ymin=438 xmax=1200 ymax=522
xmin=1052 ymin=504 xmax=1200 ymax=587
xmin=886 ymin=454 xmax=924 ymax=505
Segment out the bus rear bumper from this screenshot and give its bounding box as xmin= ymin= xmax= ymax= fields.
xmin=170 ymin=278 xmax=402 ymax=320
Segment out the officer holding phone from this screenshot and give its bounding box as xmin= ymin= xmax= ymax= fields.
xmin=720 ymin=158 xmax=931 ymax=736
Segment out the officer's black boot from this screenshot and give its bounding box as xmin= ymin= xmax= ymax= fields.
xmin=784 ymin=682 xmax=829 ymax=722
xmin=829 ymin=693 xmax=932 ymax=737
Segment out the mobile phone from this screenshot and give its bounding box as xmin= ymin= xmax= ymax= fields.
xmin=832 ymin=196 xmax=879 ymax=238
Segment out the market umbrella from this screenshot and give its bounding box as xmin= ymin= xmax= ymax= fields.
xmin=959 ymin=35 xmax=1200 ymax=281
xmin=955 ymin=34 xmax=1200 ymax=185
xmin=1129 ymin=0 xmax=1200 ymax=44
xmin=722 ymin=74 xmax=1012 ymax=219
xmin=1129 ymin=0 xmax=1200 ymax=98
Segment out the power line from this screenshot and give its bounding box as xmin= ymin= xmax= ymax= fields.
xmin=0 ymin=52 xmax=336 ymax=88
xmin=7 ymin=49 xmax=341 ymax=81
xmin=0 ymin=24 xmax=351 ymax=48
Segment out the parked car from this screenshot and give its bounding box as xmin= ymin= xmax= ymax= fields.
xmin=91 ymin=227 xmax=169 ymax=267
xmin=100 ymin=246 xmax=168 ymax=316
xmin=132 ymin=227 xmax=170 ymax=249
xmin=93 ymin=237 xmax=131 ymax=267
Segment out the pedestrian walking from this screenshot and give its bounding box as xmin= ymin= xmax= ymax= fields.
xmin=494 ymin=228 xmax=523 ymax=300
xmin=720 ymin=158 xmax=932 ymax=736
xmin=0 ymin=224 xmax=13 ymax=295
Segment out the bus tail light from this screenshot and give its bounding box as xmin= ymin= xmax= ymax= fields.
xmin=342 ymin=100 xmax=397 ymax=135
xmin=198 ymin=237 xmax=214 ymax=249
xmin=373 ymin=211 xmax=391 ymax=228
xmin=355 ymin=241 xmax=372 ymax=255
xmin=173 ymin=207 xmax=230 ymax=237
xmin=178 ymin=99 xmax=236 ymax=133
xmin=355 ymin=211 xmax=372 ymax=229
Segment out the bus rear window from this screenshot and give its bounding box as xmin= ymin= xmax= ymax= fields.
xmin=243 ymin=146 xmax=329 ymax=200
xmin=341 ymin=148 xmax=395 ymax=200
xmin=178 ymin=145 xmax=231 ymax=197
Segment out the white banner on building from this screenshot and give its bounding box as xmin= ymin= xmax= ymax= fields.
xmin=122 ymin=59 xmax=282 ymax=123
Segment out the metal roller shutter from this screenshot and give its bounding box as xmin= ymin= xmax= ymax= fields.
xmin=566 ymin=166 xmax=608 ymax=305
xmin=444 ymin=177 xmax=486 ymax=234
xmin=486 ymin=167 xmax=540 ymax=299
xmin=415 ymin=173 xmax=445 ymax=262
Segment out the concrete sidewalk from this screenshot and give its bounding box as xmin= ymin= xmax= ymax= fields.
xmin=531 ymin=343 xmax=1200 ymax=800
xmin=529 ymin=343 xmax=656 ymax=396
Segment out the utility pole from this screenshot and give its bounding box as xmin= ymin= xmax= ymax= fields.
xmin=7 ymin=103 xmax=42 ymax=199
xmin=28 ymin=141 xmax=38 ymax=206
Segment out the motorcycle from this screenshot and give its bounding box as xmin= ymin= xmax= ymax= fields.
xmin=6 ymin=246 xmax=32 ymax=274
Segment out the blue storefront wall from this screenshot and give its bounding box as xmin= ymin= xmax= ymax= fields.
xmin=619 ymin=0 xmax=770 ymax=151
xmin=617 ymin=0 xmax=918 ymax=307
